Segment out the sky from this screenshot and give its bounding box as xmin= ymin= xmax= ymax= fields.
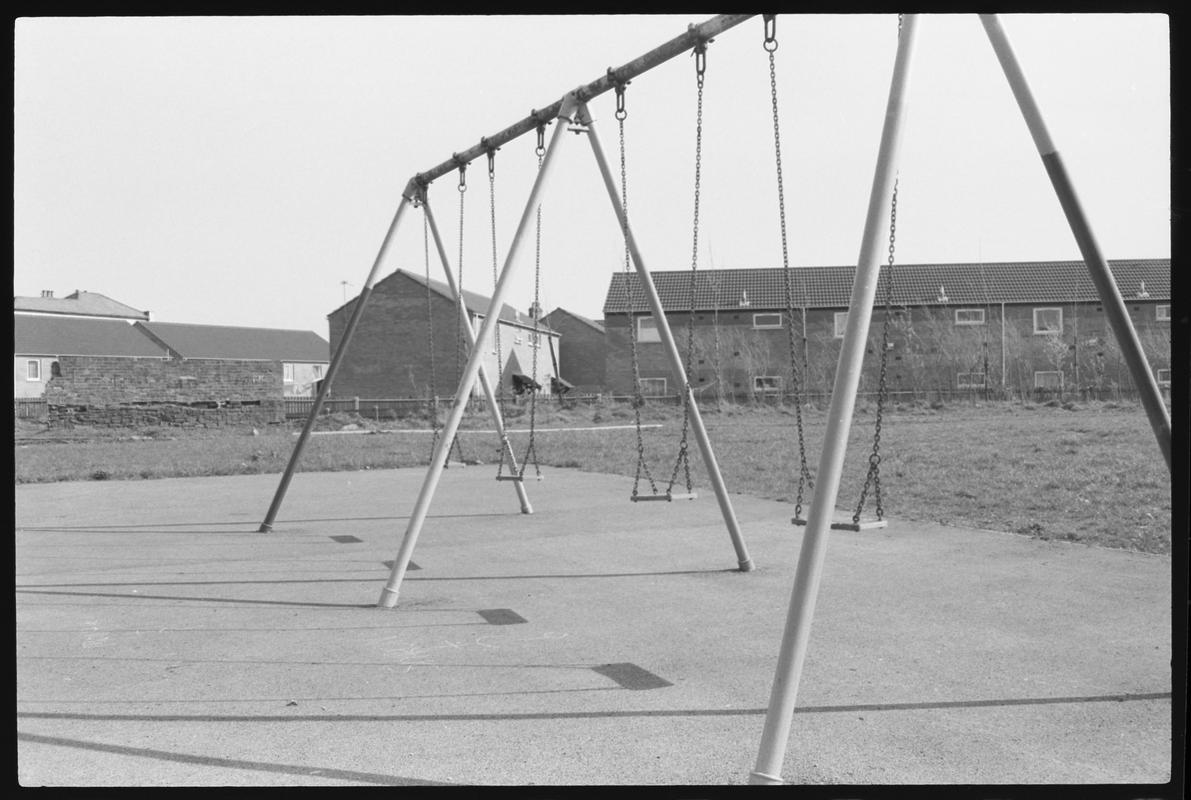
xmin=14 ymin=14 xmax=1170 ymax=340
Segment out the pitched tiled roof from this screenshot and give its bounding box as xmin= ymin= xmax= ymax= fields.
xmin=14 ymin=315 xmax=169 ymax=358
xmin=136 ymin=322 xmax=329 ymax=362
xmin=543 ymin=307 xmax=605 ymax=333
xmin=14 ymin=290 xmax=150 ymax=320
xmin=602 ymin=259 xmax=1170 ymax=313
xmin=383 ymin=270 xmax=558 ymax=335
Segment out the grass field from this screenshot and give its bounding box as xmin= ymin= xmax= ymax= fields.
xmin=14 ymin=399 xmax=1171 ymax=554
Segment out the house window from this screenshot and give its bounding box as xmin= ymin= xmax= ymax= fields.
xmin=514 ymin=334 xmax=524 ymax=345
xmin=638 ymin=377 xmax=667 ymax=396
xmin=1157 ymin=304 xmax=1170 ymax=322
xmin=834 ymin=312 xmax=849 ymax=338
xmin=636 ymin=316 xmax=661 ymax=343
xmin=1156 ymin=368 xmax=1170 ymax=387
xmin=1033 ymin=370 xmax=1064 ymax=389
xmin=312 ymin=364 xmax=323 ymax=380
xmin=1033 ymin=307 xmax=1063 ymax=334
xmin=752 ymin=313 xmax=782 ymax=330
xmin=26 ymin=360 xmax=41 ymax=381
xmin=753 ymin=375 xmax=782 ymax=394
xmin=283 ymin=363 xmax=295 ymax=383
xmin=956 ymin=372 xmax=986 ymax=389
xmin=955 ymin=308 xmax=986 ymax=326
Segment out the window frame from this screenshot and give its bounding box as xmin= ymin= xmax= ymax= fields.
xmin=26 ymin=359 xmax=41 ymax=381
xmin=1033 ymin=307 xmax=1063 ymax=335
xmin=752 ymin=312 xmax=783 ymax=330
xmin=1157 ymin=304 xmax=1170 ymax=322
xmin=833 ymin=311 xmax=849 ymax=338
xmin=753 ymin=375 xmax=783 ymax=394
xmin=1156 ymin=368 xmax=1171 ymax=387
xmin=636 ymin=315 xmax=661 ymax=343
xmin=956 ymin=371 xmax=987 ymax=389
xmin=282 ymin=363 xmax=295 ymax=384
xmin=638 ymin=377 xmax=667 ymax=396
xmin=954 ymin=308 xmax=986 ymax=326
xmin=1033 ymin=370 xmax=1064 ymax=389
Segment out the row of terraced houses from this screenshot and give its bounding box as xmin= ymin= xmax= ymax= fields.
xmin=14 ymin=258 xmax=1171 ymax=425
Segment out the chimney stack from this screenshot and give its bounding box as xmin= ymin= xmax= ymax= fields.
xmin=41 ymin=290 xmax=54 ymax=298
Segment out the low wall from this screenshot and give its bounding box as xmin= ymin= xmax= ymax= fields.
xmin=44 ymin=355 xmax=285 ymax=428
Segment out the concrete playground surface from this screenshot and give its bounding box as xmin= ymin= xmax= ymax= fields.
xmin=15 ymin=466 xmax=1174 ymax=787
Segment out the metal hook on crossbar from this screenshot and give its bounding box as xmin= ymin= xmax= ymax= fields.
xmin=480 ymin=137 xmax=498 ymax=177
xmin=452 ymin=154 xmax=468 ymax=192
xmin=609 ymin=66 xmax=630 ymax=121
xmin=763 ymin=14 xmax=778 ymax=51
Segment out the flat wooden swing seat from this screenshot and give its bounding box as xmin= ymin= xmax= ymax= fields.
xmin=791 ymin=516 xmax=888 ymax=531
xmin=495 ymin=473 xmax=544 ymax=482
xmin=632 ymin=491 xmax=698 ymax=502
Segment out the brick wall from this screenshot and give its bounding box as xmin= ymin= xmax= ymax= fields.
xmin=542 ymin=311 xmax=606 ymax=392
xmin=44 ymin=355 xmax=284 ymax=427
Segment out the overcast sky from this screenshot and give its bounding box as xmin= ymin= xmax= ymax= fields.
xmin=14 ymin=14 xmax=1170 ymax=339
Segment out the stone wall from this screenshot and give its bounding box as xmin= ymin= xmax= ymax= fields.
xmin=44 ymin=355 xmax=284 ymax=428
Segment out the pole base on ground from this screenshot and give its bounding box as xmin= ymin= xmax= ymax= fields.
xmin=377 ymin=587 xmax=400 ymax=609
xmin=258 ymin=522 xmax=273 ymax=532
xmin=748 ymin=770 xmax=784 ymax=785
xmin=738 ymin=558 xmax=755 ymax=572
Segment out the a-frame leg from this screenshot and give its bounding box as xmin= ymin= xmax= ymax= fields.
xmin=259 ymin=195 xmax=414 ymax=532
xmin=377 ymin=96 xmax=578 ymax=609
xmin=577 ymin=102 xmax=754 ymax=574
xmin=421 ymin=195 xmax=533 ymax=514
xmin=750 ymin=15 xmax=919 ymax=784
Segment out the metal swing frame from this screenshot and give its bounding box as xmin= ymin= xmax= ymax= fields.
xmin=253 ymin=13 xmax=1170 ymax=782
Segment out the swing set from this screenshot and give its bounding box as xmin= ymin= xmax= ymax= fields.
xmin=253 ymin=13 xmax=1170 ymax=784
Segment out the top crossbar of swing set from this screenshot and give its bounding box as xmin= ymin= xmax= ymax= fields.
xmin=400 ymin=14 xmax=756 ymax=201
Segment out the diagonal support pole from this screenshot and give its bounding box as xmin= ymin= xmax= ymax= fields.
xmin=377 ymin=95 xmax=577 ymax=609
xmin=750 ymin=14 xmax=919 ymax=784
xmin=979 ymin=14 xmax=1171 ymax=471
xmin=420 ymin=194 xmax=533 ymax=513
xmin=259 ymin=195 xmax=413 ymax=532
xmin=578 ymin=102 xmax=754 ymax=573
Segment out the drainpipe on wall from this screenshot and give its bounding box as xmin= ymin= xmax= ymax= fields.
xmin=1001 ymin=302 xmax=1007 ymax=392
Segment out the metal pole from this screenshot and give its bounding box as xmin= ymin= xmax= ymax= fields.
xmin=377 ymin=97 xmax=576 ymax=609
xmin=259 ymin=195 xmax=412 ymax=532
xmin=750 ymin=15 xmax=919 ymax=784
xmin=579 ymin=103 xmax=754 ymax=573
xmin=979 ymin=14 xmax=1171 ymax=470
xmin=421 ymin=195 xmax=533 ymax=514
xmin=406 ymin=15 xmax=755 ymax=191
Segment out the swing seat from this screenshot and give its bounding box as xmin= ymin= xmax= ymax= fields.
xmin=791 ymin=516 xmax=887 ymax=531
xmin=443 ymin=460 xmax=467 ymax=469
xmin=496 ymin=474 xmax=544 ymax=482
xmin=632 ymin=491 xmax=698 ymax=502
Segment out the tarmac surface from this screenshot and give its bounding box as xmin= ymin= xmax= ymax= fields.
xmin=15 ymin=466 xmax=1174 ymax=786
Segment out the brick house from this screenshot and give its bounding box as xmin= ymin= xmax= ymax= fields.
xmin=540 ymin=307 xmax=606 ymax=393
xmin=326 ymin=269 xmax=561 ymax=402
xmin=14 ymin=314 xmax=170 ymax=399
xmin=14 ymin=289 xmax=152 ymax=397
xmin=15 ymin=290 xmax=330 ymax=426
xmin=601 ymin=259 xmax=1171 ymax=401
xmin=135 ymin=321 xmax=329 ymax=398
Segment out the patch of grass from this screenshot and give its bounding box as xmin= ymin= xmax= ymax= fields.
xmin=13 ymin=401 xmax=1170 ymax=554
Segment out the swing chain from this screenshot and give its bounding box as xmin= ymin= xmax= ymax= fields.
xmin=518 ymin=147 xmax=545 ymax=480
xmin=767 ymin=18 xmax=815 ymax=518
xmin=424 ymin=210 xmax=442 ymax=459
xmin=853 ymin=178 xmax=898 ymax=524
xmin=670 ymin=35 xmax=707 ymax=495
xmin=616 ymin=91 xmax=658 ymax=499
